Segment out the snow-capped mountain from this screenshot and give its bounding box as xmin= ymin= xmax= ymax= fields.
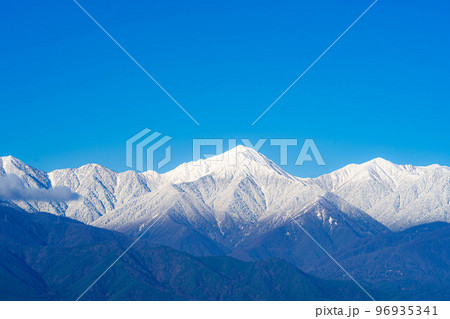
xmin=91 ymin=146 xmax=332 ymax=254
xmin=0 ymin=156 xmax=68 ymax=215
xmin=312 ymin=158 xmax=450 ymax=230
xmin=48 ymin=164 xmax=162 ymax=223
xmin=0 ymin=147 xmax=448 ymax=260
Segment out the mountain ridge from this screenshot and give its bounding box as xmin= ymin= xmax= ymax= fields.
xmin=0 ymin=147 xmax=449 ymax=261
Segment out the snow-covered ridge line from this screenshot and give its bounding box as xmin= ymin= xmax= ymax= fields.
xmin=0 ymin=146 xmax=449 ymax=232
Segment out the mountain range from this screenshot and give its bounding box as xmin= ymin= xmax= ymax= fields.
xmin=0 ymin=147 xmax=448 ymax=265
xmin=0 ymin=147 xmax=449 ymax=300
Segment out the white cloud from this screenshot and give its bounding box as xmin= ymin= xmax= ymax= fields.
xmin=0 ymin=174 xmax=80 ymax=202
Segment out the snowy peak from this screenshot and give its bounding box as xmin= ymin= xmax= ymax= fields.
xmin=349 ymin=157 xmax=441 ymax=178
xmin=0 ymin=155 xmax=34 ymax=175
xmin=0 ymin=156 xmax=50 ymax=189
xmin=315 ymin=157 xmax=431 ymax=193
xmin=365 ymin=157 xmax=396 ymax=166
xmin=164 ymin=145 xmax=294 ymax=183
xmin=0 ymin=155 xmax=22 ymax=167
xmin=363 ymin=157 xmax=423 ymax=177
xmin=312 ymin=157 xmax=450 ymax=223
xmin=221 ymin=145 xmax=274 ymax=167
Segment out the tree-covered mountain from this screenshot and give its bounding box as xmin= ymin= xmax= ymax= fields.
xmin=308 ymin=222 xmax=450 ymax=300
xmin=0 ymin=204 xmax=373 ymax=301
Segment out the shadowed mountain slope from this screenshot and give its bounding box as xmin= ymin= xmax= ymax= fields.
xmin=0 ymin=204 xmax=373 ymax=301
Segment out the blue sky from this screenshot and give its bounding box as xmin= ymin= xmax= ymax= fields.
xmin=1 ymin=0 xmax=449 ymax=177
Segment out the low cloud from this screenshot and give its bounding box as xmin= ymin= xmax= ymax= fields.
xmin=0 ymin=174 xmax=81 ymax=202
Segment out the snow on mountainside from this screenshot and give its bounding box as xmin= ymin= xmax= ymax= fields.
xmin=159 ymin=146 xmax=325 ymax=244
xmin=230 ymin=192 xmax=388 ymax=267
xmin=312 ymin=158 xmax=450 ymax=230
xmin=0 ymin=156 xmax=68 ymax=215
xmin=369 ymin=167 xmax=450 ymax=230
xmin=313 ymin=158 xmax=426 ymax=209
xmin=89 ymin=146 xmax=329 ymax=253
xmin=164 ymin=145 xmax=295 ymax=184
xmin=0 ymin=156 xmax=50 ymax=189
xmin=0 ymin=148 xmax=449 ymax=239
xmin=47 ymin=164 xmax=164 ymax=223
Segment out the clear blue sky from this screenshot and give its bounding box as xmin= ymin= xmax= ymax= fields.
xmin=1 ymin=0 xmax=449 ymax=177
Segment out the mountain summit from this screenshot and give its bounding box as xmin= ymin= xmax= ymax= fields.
xmin=164 ymin=145 xmax=294 ymax=184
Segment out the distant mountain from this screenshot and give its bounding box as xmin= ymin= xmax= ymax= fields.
xmin=313 ymin=157 xmax=450 ymax=230
xmin=0 ymin=204 xmax=372 ymax=301
xmin=0 ymin=147 xmax=448 ymax=260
